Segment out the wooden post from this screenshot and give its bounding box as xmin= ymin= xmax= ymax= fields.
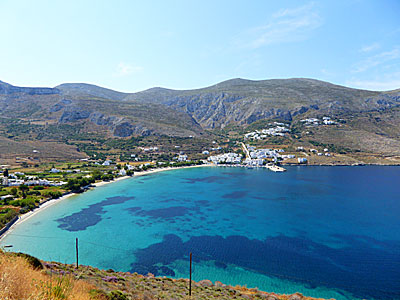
xmin=189 ymin=252 xmax=192 ymax=296
xmin=75 ymin=238 xmax=78 ymax=269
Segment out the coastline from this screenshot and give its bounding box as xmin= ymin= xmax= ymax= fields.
xmin=0 ymin=164 xmax=211 ymax=241
xmin=0 ymin=192 xmax=77 ymax=241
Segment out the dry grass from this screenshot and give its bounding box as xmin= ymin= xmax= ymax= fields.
xmin=0 ymin=252 xmax=97 ymax=300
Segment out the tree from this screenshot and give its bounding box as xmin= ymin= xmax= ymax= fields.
xmin=91 ymin=170 xmax=103 ymax=181
xmin=19 ymin=184 xmax=29 ymax=199
xmin=10 ymin=187 xmax=18 ymax=196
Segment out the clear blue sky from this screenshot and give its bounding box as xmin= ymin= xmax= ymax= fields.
xmin=1 ymin=0 xmax=399 ymax=92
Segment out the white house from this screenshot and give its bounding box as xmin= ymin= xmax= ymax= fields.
xmin=298 ymin=157 xmax=308 ymax=164
xmin=102 ymin=160 xmax=112 ymax=166
xmin=177 ymin=154 xmax=188 ymax=162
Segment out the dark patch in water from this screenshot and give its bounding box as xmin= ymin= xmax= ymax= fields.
xmin=130 ymin=234 xmax=400 ymax=300
xmin=127 ymin=207 xmax=142 ymax=213
xmin=222 ymin=191 xmax=248 ymax=199
xmin=222 ymin=172 xmax=242 ymax=176
xmin=160 ymin=198 xmax=176 ymax=203
xmin=253 ymin=196 xmax=288 ymax=201
xmin=215 ymin=261 xmax=227 ymax=269
xmin=133 ymin=206 xmax=190 ymax=219
xmin=129 ymin=204 xmax=203 ymax=221
xmin=159 ymin=266 xmax=175 ymax=276
xmin=195 ymin=200 xmax=210 ymax=206
xmin=184 ymin=176 xmax=224 ymax=184
xmin=57 ymin=196 xmax=135 ymax=231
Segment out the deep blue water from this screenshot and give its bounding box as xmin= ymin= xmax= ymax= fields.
xmin=1 ymin=166 xmax=400 ymax=299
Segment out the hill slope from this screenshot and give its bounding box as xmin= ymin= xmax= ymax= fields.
xmin=0 ymin=78 xmax=400 ymax=161
xmin=0 ymin=251 xmax=330 ymax=300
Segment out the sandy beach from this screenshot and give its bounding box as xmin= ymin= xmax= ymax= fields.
xmin=0 ymin=164 xmax=212 ymax=241
xmin=0 ymin=192 xmax=77 ymax=241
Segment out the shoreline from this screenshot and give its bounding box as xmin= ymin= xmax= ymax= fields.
xmin=0 ymin=164 xmax=211 ymax=241
xmin=0 ymin=192 xmax=77 ymax=241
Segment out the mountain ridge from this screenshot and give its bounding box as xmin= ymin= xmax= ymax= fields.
xmin=1 ymin=77 xmax=400 ymax=161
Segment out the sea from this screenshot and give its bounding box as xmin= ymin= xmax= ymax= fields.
xmin=1 ymin=166 xmax=399 ymax=300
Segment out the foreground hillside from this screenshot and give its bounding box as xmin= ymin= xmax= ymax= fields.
xmin=0 ymin=251 xmax=330 ymax=300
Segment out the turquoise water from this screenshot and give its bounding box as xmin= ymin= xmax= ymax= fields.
xmin=1 ymin=166 xmax=400 ymax=299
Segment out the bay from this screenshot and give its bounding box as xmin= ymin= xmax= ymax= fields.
xmin=1 ymin=166 xmax=400 ymax=300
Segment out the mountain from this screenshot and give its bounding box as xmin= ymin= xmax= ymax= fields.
xmin=1 ymin=78 xmax=400 ymax=161
xmin=56 ymin=83 xmax=127 ymax=100
xmin=0 ymin=80 xmax=59 ymax=95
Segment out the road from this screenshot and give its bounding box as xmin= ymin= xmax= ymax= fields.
xmin=241 ymin=142 xmax=250 ymax=159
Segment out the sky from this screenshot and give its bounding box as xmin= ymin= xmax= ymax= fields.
xmin=0 ymin=0 xmax=399 ymax=92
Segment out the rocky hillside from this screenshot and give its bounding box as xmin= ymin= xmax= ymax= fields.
xmin=1 ymin=78 xmax=400 ymax=160
xmin=2 ymin=78 xmax=400 ymax=135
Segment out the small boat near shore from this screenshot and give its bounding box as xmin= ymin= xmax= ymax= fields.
xmin=266 ymin=165 xmax=287 ymax=172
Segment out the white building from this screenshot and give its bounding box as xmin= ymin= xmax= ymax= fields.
xmin=177 ymin=154 xmax=188 ymax=162
xmin=323 ymin=119 xmax=336 ymax=125
xmin=207 ymin=153 xmax=242 ymax=164
xmin=102 ymin=160 xmax=112 ymax=166
xmin=298 ymin=157 xmax=308 ymax=164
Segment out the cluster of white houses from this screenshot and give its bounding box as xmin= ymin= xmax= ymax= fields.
xmin=301 ymin=116 xmax=337 ymax=126
xmin=140 ymin=146 xmax=159 ymax=152
xmin=207 ymin=148 xmax=305 ymax=166
xmin=244 ymin=123 xmax=290 ymax=140
xmin=1 ymin=174 xmax=67 ymax=187
xmin=207 ymin=153 xmax=242 ymax=164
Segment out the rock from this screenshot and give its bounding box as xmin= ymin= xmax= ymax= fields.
xmin=198 ymin=279 xmax=213 ymax=287
xmin=214 ymin=281 xmax=226 ymax=287
xmin=59 ymin=107 xmax=91 ymax=122
xmin=89 ymin=112 xmax=116 ymax=126
xmin=113 ymin=122 xmax=133 ymax=137
xmin=289 ymin=293 xmax=304 ymax=300
xmin=102 ymin=276 xmax=118 ymax=283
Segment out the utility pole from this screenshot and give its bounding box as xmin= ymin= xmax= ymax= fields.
xmin=75 ymin=238 xmax=79 ymax=269
xmin=189 ymin=252 xmax=192 ymax=297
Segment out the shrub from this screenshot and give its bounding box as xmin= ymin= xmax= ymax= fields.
xmin=13 ymin=252 xmax=43 ymax=270
xmin=42 ymin=190 xmax=62 ymax=199
xmin=108 ymin=290 xmax=129 ymax=300
xmin=0 ymin=208 xmax=18 ymax=228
